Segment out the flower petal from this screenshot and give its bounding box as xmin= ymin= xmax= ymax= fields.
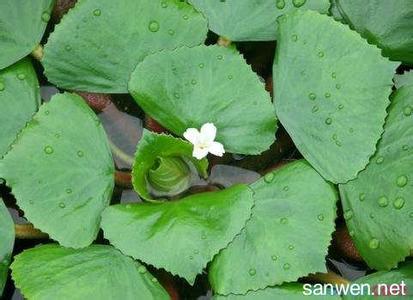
xmin=193 ymin=146 xmax=209 ymax=160
xmin=208 ymin=141 xmax=225 ymax=157
xmin=183 ymin=128 xmax=200 ymax=145
xmin=200 ymin=123 xmax=217 ymax=142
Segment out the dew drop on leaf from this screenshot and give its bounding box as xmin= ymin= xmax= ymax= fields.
xmin=308 ymin=92 xmax=316 ymax=100
xmin=338 ymin=104 xmax=344 ymax=110
xmin=324 ymin=92 xmax=331 ymax=98
xmin=317 ymin=214 xmax=324 ymax=221
xmin=183 ymin=15 xmax=189 ymax=20
xmin=369 ymin=238 xmax=380 ymax=249
xmin=217 ymin=54 xmax=223 ymax=60
xmin=291 ymin=34 xmax=298 ymax=42
xmin=65 ymin=188 xmax=72 ymax=194
xmin=271 ymin=255 xmax=277 ymax=261
xmin=138 ymin=266 xmax=146 ymax=274
xmin=59 ymin=202 xmax=66 ymax=208
xmin=148 ymin=20 xmax=160 ymax=32
xmin=17 ymin=73 xmax=26 ymax=80
xmin=198 ymin=63 xmax=204 ymax=68
xmin=343 ymin=209 xmax=353 ymax=220
xmin=403 ymin=106 xmax=412 ymax=116
xmin=191 ymin=79 xmax=197 ymax=85
xmin=264 ymin=172 xmax=274 ymax=183
xmin=248 ymin=268 xmax=256 ymax=276
xmin=331 ymin=72 xmax=337 ymax=79
xmin=376 ymin=156 xmax=384 ymax=164
xmin=318 ymin=51 xmax=324 ymax=58
xmin=311 ymin=105 xmax=319 ymax=113
xmin=41 ymin=12 xmax=50 ymax=22
xmin=228 ymin=74 xmax=233 ymax=80
xmin=292 ymin=0 xmax=306 ymax=8
xmin=283 ymin=263 xmax=291 ymax=270
xmin=283 ymin=185 xmax=289 ymax=191
xmin=402 ymin=144 xmax=409 ymax=151
xmin=168 ymin=29 xmax=175 ymax=36
xmin=377 ymin=196 xmax=389 ymax=207
xmin=93 ymin=9 xmax=101 ymax=16
xmin=77 ymin=150 xmax=84 ymax=157
xmin=359 ymin=193 xmax=366 ymax=201
xmin=276 ymin=0 xmax=286 ymax=9
xmin=396 ymin=175 xmax=408 ymax=187
xmin=280 ymin=217 xmax=288 ymax=224
xmin=161 ymin=1 xmax=168 ymax=8
xmin=44 ymin=145 xmax=54 ymax=154
xmin=325 ymin=118 xmax=332 ymax=125
xmin=288 ymin=245 xmax=294 ymax=250
xmin=65 ymin=45 xmax=72 ymax=51
xmin=335 ymin=84 xmax=341 ymax=90
xmin=393 ymin=197 xmax=405 ymax=209
xmin=151 ymin=277 xmax=158 ymax=283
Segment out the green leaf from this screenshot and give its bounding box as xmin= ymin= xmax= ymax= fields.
xmin=0 ymin=59 xmax=40 ymax=157
xmin=209 ymin=160 xmax=337 ymax=294
xmin=0 ymin=199 xmax=14 ymax=295
xmin=335 ymin=0 xmax=413 ymax=64
xmin=132 ymin=130 xmax=208 ymax=201
xmin=0 ymin=0 xmax=54 ymax=69
xmin=214 ymin=283 xmax=341 ymax=299
xmin=343 ymin=261 xmax=413 ymax=299
xmin=395 ymin=71 xmax=413 ymax=89
xmin=188 ymin=0 xmax=330 ymax=41
xmin=42 ymin=0 xmax=207 ymax=93
xmin=0 ymin=93 xmax=114 ymax=248
xmin=274 ymin=10 xmax=397 ymax=184
xmin=11 ymin=244 xmax=169 ymax=300
xmin=101 ymin=184 xmax=254 ymax=284
xmin=129 ymin=45 xmax=277 ymax=155
xmin=339 ymin=85 xmax=413 ymax=270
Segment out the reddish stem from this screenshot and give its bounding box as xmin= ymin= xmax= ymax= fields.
xmin=115 ymin=170 xmax=132 ymax=189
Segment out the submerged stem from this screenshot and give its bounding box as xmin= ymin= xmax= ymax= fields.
xmin=307 ymin=271 xmax=350 ymax=286
xmin=15 ymin=224 xmax=48 ymax=239
xmin=31 ymin=44 xmax=44 ymax=61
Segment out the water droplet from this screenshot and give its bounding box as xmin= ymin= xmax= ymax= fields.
xmin=331 ymin=72 xmax=337 ymax=79
xmin=308 ymin=93 xmax=316 ymax=100
xmin=325 ymin=118 xmax=332 ymax=125
xmin=183 ymin=15 xmax=189 ymax=20
xmin=376 ymin=156 xmax=384 ymax=164
xmin=264 ymin=172 xmax=275 ymax=183
xmin=349 ymin=127 xmax=354 ymax=133
xmin=0 ymin=83 xmax=5 ymax=91
xmin=93 ymin=9 xmax=101 ymax=16
xmin=148 ymin=20 xmax=160 ymax=32
xmin=291 ymin=34 xmax=298 ymax=42
xmin=317 ymin=214 xmax=324 ymax=221
xmin=174 ymin=92 xmax=180 ymax=99
xmin=201 ymin=233 xmax=207 ymax=239
xmin=393 ymin=197 xmax=405 ymax=209
xmin=194 ymin=249 xmax=199 ymax=254
xmin=338 ymin=104 xmax=344 ymax=110
xmin=344 ymin=209 xmax=353 ymax=220
xmin=369 ymin=238 xmax=379 ymax=249
xmin=151 ymin=277 xmax=158 ymax=283
xmin=288 ymin=245 xmax=294 ymax=250
xmin=228 ymin=74 xmax=233 ymax=80
xmin=312 ymin=105 xmax=319 ymax=113
xmin=41 ymin=12 xmax=50 ymax=22
xmin=65 ymin=45 xmax=72 ymax=51
xmin=161 ymin=1 xmax=168 ymax=8
xmin=271 ymin=255 xmax=277 ymax=261
xmin=318 ymin=51 xmax=324 ymax=58
xmin=77 ymin=150 xmax=84 ymax=157
xmin=283 ymin=263 xmax=291 ymax=270
xmin=217 ymin=54 xmax=223 ymax=60
xmin=55 ymin=133 xmax=61 ymax=138
xmin=335 ymin=84 xmax=341 ymax=90
xmin=369 ymin=213 xmax=375 ymax=219
xmin=402 ymin=144 xmax=409 ymax=151
xmin=396 ymin=175 xmax=408 ymax=187
xmin=65 ymin=188 xmax=72 ymax=194
xmin=280 ymin=217 xmax=288 ymax=224
xmin=191 ymin=79 xmax=197 ymax=85
xmin=138 ymin=266 xmax=146 ymax=274
xmin=377 ymin=196 xmax=389 ymax=207
xmin=335 ymin=140 xmax=342 ymax=147
xmin=359 ymin=193 xmax=366 ymax=201
xmin=168 ymin=29 xmax=175 ymax=36
xmin=44 ymin=146 xmax=54 ymax=154
xmin=198 ymin=63 xmax=204 ymax=68
xmin=248 ymin=268 xmax=256 ymax=276
xmin=403 ymin=106 xmax=412 ymax=116
xmin=59 ymin=202 xmax=66 ymax=208
xmin=324 ymin=92 xmax=331 ymax=98
xmin=276 ymin=0 xmax=286 ymax=9
xmin=17 ymin=74 xmax=26 ymax=80
xmin=189 ymin=255 xmax=194 ymax=260
xmin=292 ymin=0 xmax=306 ymax=7
xmin=283 ymin=185 xmax=289 ymax=191
xmin=332 ymin=134 xmax=338 ymax=140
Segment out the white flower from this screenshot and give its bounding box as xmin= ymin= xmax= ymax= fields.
xmin=183 ymin=123 xmax=225 ymax=160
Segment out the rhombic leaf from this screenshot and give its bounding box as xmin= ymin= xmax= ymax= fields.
xmin=214 ymin=283 xmax=340 ymax=299
xmin=274 ymin=10 xmax=398 ymax=184
xmin=43 ymin=0 xmax=207 ymax=93
xmin=0 ymin=199 xmax=14 ymax=295
xmin=339 ymin=85 xmax=413 ymax=270
xmin=0 ymin=93 xmax=114 ymax=248
xmin=132 ymin=130 xmax=208 ymax=201
xmin=342 ymin=261 xmax=413 ymax=299
xmin=101 ymin=185 xmax=254 ymax=284
xmin=335 ymin=0 xmax=413 ymax=64
xmin=129 ymin=45 xmax=277 ymax=155
xmin=0 ymin=0 xmax=54 ymax=69
xmin=11 ymin=244 xmax=169 ymax=300
xmin=0 ymin=59 xmax=40 ymax=158
xmin=189 ymin=0 xmax=330 ymax=41
xmin=209 ymin=160 xmax=337 ymax=295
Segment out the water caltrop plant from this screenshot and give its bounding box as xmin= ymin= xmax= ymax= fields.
xmin=0 ymin=0 xmax=413 ymax=299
